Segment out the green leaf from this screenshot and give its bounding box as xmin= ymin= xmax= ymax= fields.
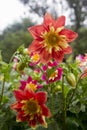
xmin=69 ymin=101 xmax=81 ymax=113
xmin=66 ymin=117 xmax=79 ymax=130
xmin=37 ymin=120 xmax=60 ymax=130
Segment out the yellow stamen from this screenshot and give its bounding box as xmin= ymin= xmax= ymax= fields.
xmin=31 ymin=54 xmax=40 ymax=62
xmin=26 ymin=83 xmax=37 ymax=91
xmin=49 ymin=70 xmax=58 ymax=80
xmin=41 ymin=26 xmax=68 ymax=53
xmin=22 ymin=99 xmax=40 ymax=117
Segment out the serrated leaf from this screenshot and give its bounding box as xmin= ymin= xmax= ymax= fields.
xmin=69 ymin=101 xmax=81 ymax=113
xmin=66 ymin=117 xmax=79 ymax=130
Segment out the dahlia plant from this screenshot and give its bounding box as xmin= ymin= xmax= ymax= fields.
xmin=0 ymin=13 xmax=87 ymax=130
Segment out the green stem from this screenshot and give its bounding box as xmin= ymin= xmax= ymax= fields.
xmin=0 ymin=75 xmax=5 ymax=105
xmin=9 ymin=51 xmax=18 ymax=63
xmin=51 ymin=85 xmax=55 ymax=115
xmin=62 ymin=75 xmax=66 ymax=130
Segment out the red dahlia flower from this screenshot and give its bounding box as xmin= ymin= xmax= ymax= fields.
xmin=41 ymin=61 xmax=62 ymax=83
xmin=28 ymin=13 xmax=78 ymax=64
xmin=42 ymin=67 xmax=62 ymax=83
xmin=19 ymin=76 xmax=42 ymax=91
xmin=10 ymin=89 xmax=51 ymax=128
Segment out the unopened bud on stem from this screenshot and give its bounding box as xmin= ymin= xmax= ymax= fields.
xmin=66 ymin=72 xmax=76 ymax=88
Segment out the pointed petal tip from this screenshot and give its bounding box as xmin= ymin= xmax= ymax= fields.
xmin=36 ymin=91 xmax=47 ymax=104
xmin=27 ymin=26 xmax=33 ymax=33
xmin=44 ymin=12 xmax=51 ymax=17
xmin=60 ymin=15 xmax=66 ymax=20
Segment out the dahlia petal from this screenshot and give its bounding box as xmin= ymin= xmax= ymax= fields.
xmin=40 ymin=49 xmax=52 ymax=64
xmin=63 ymin=46 xmax=72 ymax=54
xmin=59 ymin=28 xmax=78 ymax=42
xmin=28 ymin=40 xmax=43 ymax=53
xmin=28 ymin=25 xmax=44 ymax=39
xmin=52 ymin=61 xmax=58 ymax=66
xmin=32 ymin=80 xmax=37 ymax=84
xmin=14 ymin=90 xmax=26 ymax=101
xmin=19 ymin=80 xmax=26 ymax=90
xmin=37 ymin=84 xmax=43 ymax=89
xmin=52 ymin=49 xmax=64 ymax=62
xmin=10 ymin=102 xmax=23 ymax=111
xmin=29 ymin=62 xmax=35 ymax=67
xmin=54 ymin=16 xmax=65 ymax=28
xmin=42 ymin=74 xmax=49 ymax=84
xmin=81 ymin=68 xmax=87 ymax=78
xmin=38 ymin=116 xmax=48 ymax=128
xmin=27 ymin=76 xmax=32 ymax=83
xmin=48 ymin=61 xmax=58 ymax=67
xmin=57 ymin=68 xmax=63 ymax=79
xmin=81 ymin=72 xmax=87 ymax=79
xmin=41 ymin=105 xmax=51 ymax=117
xmin=42 ymin=74 xmax=47 ymax=81
xmin=44 ymin=13 xmax=54 ymax=30
xmin=49 ymin=68 xmax=63 ymax=82
xmin=47 ymin=61 xmax=53 ymax=67
xmin=42 ymin=65 xmax=48 ymax=71
xmin=16 ymin=111 xmax=28 ymax=122
xmin=28 ymin=119 xmax=37 ymax=128
xmin=49 ymin=67 xmax=63 ymax=82
xmin=25 ymin=89 xmax=35 ymax=100
xmin=35 ymin=91 xmax=47 ymax=104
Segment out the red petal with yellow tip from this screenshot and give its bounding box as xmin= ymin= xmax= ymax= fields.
xmin=41 ymin=104 xmax=51 ymax=117
xmin=10 ymin=102 xmax=23 ymax=111
xmin=16 ymin=111 xmax=28 ymax=122
xmin=35 ymin=91 xmax=47 ymax=104
xmin=59 ymin=28 xmax=78 ymax=42
xmin=28 ymin=119 xmax=37 ymax=128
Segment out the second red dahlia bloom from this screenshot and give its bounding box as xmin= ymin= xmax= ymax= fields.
xmin=10 ymin=89 xmax=51 ymax=128
xmin=28 ymin=13 xmax=78 ymax=64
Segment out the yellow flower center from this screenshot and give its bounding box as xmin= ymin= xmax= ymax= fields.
xmin=22 ymin=99 xmax=40 ymax=117
xmin=26 ymin=83 xmax=37 ymax=91
xmin=31 ymin=53 xmax=40 ymax=62
xmin=42 ymin=26 xmax=68 ymax=53
xmin=46 ymin=33 xmax=59 ymax=45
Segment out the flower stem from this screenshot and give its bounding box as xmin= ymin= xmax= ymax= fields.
xmin=0 ymin=74 xmax=5 ymax=105
xmin=62 ymin=75 xmax=66 ymax=130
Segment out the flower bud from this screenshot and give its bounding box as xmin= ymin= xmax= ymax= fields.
xmin=23 ymin=48 xmax=29 ymax=55
xmin=16 ymin=62 xmax=26 ymax=73
xmin=53 ymin=85 xmax=62 ymax=92
xmin=66 ymin=73 xmax=76 ymax=88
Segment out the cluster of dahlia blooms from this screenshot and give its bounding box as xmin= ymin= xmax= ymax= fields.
xmin=10 ymin=13 xmax=78 ymax=129
xmin=76 ymin=54 xmax=87 ymax=78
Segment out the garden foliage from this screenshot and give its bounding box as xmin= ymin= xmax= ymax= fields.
xmin=0 ymin=13 xmax=87 ymax=130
